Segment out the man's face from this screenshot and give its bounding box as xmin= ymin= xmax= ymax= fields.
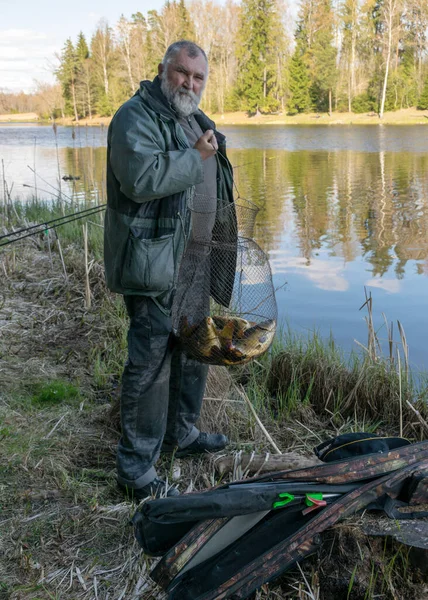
xmin=159 ymin=48 xmax=208 ymax=117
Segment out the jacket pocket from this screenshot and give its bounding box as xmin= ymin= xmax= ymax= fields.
xmin=121 ymin=232 xmax=175 ymax=292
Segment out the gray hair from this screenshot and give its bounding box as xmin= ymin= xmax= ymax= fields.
xmin=162 ymin=41 xmax=207 ymax=67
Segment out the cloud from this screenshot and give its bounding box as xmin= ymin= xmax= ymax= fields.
xmin=0 ymin=29 xmax=60 ymax=92
xmin=269 ymin=250 xmax=350 ymax=292
xmin=365 ymin=277 xmax=401 ymax=294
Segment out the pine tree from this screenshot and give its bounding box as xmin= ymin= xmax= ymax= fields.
xmin=235 ymin=0 xmax=279 ymax=114
xmin=311 ymin=26 xmax=338 ymax=114
xmin=56 ymin=39 xmax=79 ymax=121
xmin=131 ymin=12 xmax=152 ymax=81
xmin=177 ymin=0 xmax=196 ymax=40
xmin=398 ymin=46 xmax=417 ymax=108
xmin=287 ymin=46 xmax=312 ymax=114
xmin=75 ymin=33 xmax=92 ymax=118
xmin=293 ymin=0 xmax=337 ymax=114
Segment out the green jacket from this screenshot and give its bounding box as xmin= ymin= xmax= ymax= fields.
xmin=104 ymin=77 xmax=235 ymax=313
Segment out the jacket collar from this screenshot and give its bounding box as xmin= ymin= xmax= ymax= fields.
xmin=138 ymin=77 xmax=216 ymax=124
xmin=137 ymin=76 xmax=225 ymax=147
xmin=138 ymin=76 xmax=177 ymax=119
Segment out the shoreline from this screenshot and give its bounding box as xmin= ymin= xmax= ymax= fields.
xmin=1 ymin=107 xmax=428 ymax=127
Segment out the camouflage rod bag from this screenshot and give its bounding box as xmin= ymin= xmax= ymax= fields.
xmin=132 ymin=440 xmax=428 ymax=599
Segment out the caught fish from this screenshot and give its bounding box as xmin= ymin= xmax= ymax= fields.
xmin=212 ymin=315 xmax=253 ymax=337
xmin=181 ymin=315 xmax=276 ymax=365
xmin=234 ymin=320 xmax=276 ymax=360
xmin=192 ymin=317 xmax=221 ymax=358
xmin=217 ymin=320 xmax=235 ymax=345
xmin=240 ymin=319 xmax=275 ymax=339
xmin=222 ymin=345 xmax=247 ymax=365
xmin=179 ymin=316 xmax=198 ymax=338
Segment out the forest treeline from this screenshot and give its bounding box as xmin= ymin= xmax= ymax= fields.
xmin=1 ymin=0 xmax=428 ymax=119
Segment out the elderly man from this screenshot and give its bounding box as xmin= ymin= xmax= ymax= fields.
xmin=104 ymin=40 xmax=234 ymax=499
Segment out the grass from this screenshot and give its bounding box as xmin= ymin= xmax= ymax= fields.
xmin=1 ymin=198 xmax=427 ymax=599
xmin=31 ymin=381 xmax=80 ymax=406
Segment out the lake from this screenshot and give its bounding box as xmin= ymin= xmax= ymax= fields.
xmin=1 ymin=123 xmax=428 ymax=372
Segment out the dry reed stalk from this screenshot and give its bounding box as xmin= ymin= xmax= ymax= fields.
xmin=56 ymin=230 xmax=68 ymax=281
xmin=397 ymin=320 xmax=409 ymax=382
xmin=396 ymin=348 xmax=403 ymax=438
xmin=382 ymin=312 xmax=394 ymax=364
xmin=46 ymin=227 xmax=53 ymax=268
xmin=360 ymin=290 xmax=375 ymax=361
xmin=237 ymin=385 xmax=282 ymax=454
xmin=1 ymin=158 xmax=5 ymax=212
xmin=52 ymin=121 xmax=63 ymax=213
xmin=83 ymin=223 xmax=91 ymax=309
xmin=406 ymin=400 xmax=428 ymax=435
xmin=33 ymin=136 xmax=38 ymax=202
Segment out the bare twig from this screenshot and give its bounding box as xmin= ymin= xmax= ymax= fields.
xmin=237 ymin=385 xmax=282 ymax=454
xmin=406 ymin=400 xmax=428 ymax=435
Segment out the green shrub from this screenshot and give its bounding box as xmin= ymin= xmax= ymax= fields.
xmin=351 ymin=93 xmax=376 ymax=114
xmin=417 ymin=78 xmax=428 ymax=110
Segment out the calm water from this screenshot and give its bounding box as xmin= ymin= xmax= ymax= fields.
xmin=1 ymin=123 xmax=428 ymax=371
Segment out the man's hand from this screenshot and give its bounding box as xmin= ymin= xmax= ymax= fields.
xmin=194 ymin=129 xmax=218 ymax=160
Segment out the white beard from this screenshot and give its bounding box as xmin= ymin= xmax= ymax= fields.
xmin=160 ymin=75 xmax=201 ymax=118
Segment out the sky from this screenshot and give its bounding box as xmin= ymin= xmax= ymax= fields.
xmin=1 ymin=0 xmax=299 ymax=93
xmin=0 ymin=0 xmax=166 ymax=92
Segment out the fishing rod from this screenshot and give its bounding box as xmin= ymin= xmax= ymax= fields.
xmin=27 ymin=165 xmax=74 ymax=204
xmin=0 ymin=204 xmax=106 ymax=242
xmin=0 ymin=204 xmax=106 ymax=248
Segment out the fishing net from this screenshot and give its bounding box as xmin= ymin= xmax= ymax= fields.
xmin=172 ymin=195 xmax=277 ymax=366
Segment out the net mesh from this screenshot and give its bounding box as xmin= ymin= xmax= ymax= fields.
xmin=172 ymin=195 xmax=277 ymax=366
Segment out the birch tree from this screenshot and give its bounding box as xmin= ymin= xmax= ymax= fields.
xmin=340 ymin=0 xmax=360 ymax=111
xmin=91 ymin=20 xmax=116 ymax=115
xmin=116 ymin=15 xmax=136 ymax=94
xmin=377 ymin=0 xmax=403 ymax=118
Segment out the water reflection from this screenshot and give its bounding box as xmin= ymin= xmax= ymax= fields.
xmin=5 ymin=142 xmax=428 ymax=283
xmin=230 ymin=148 xmax=428 ymax=277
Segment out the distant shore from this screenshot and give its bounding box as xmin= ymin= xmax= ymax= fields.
xmin=1 ymin=107 xmax=428 ymax=126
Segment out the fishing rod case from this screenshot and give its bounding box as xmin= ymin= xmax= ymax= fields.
xmin=133 ymin=439 xmax=428 ymax=599
xmin=171 ymin=195 xmax=277 ymax=366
